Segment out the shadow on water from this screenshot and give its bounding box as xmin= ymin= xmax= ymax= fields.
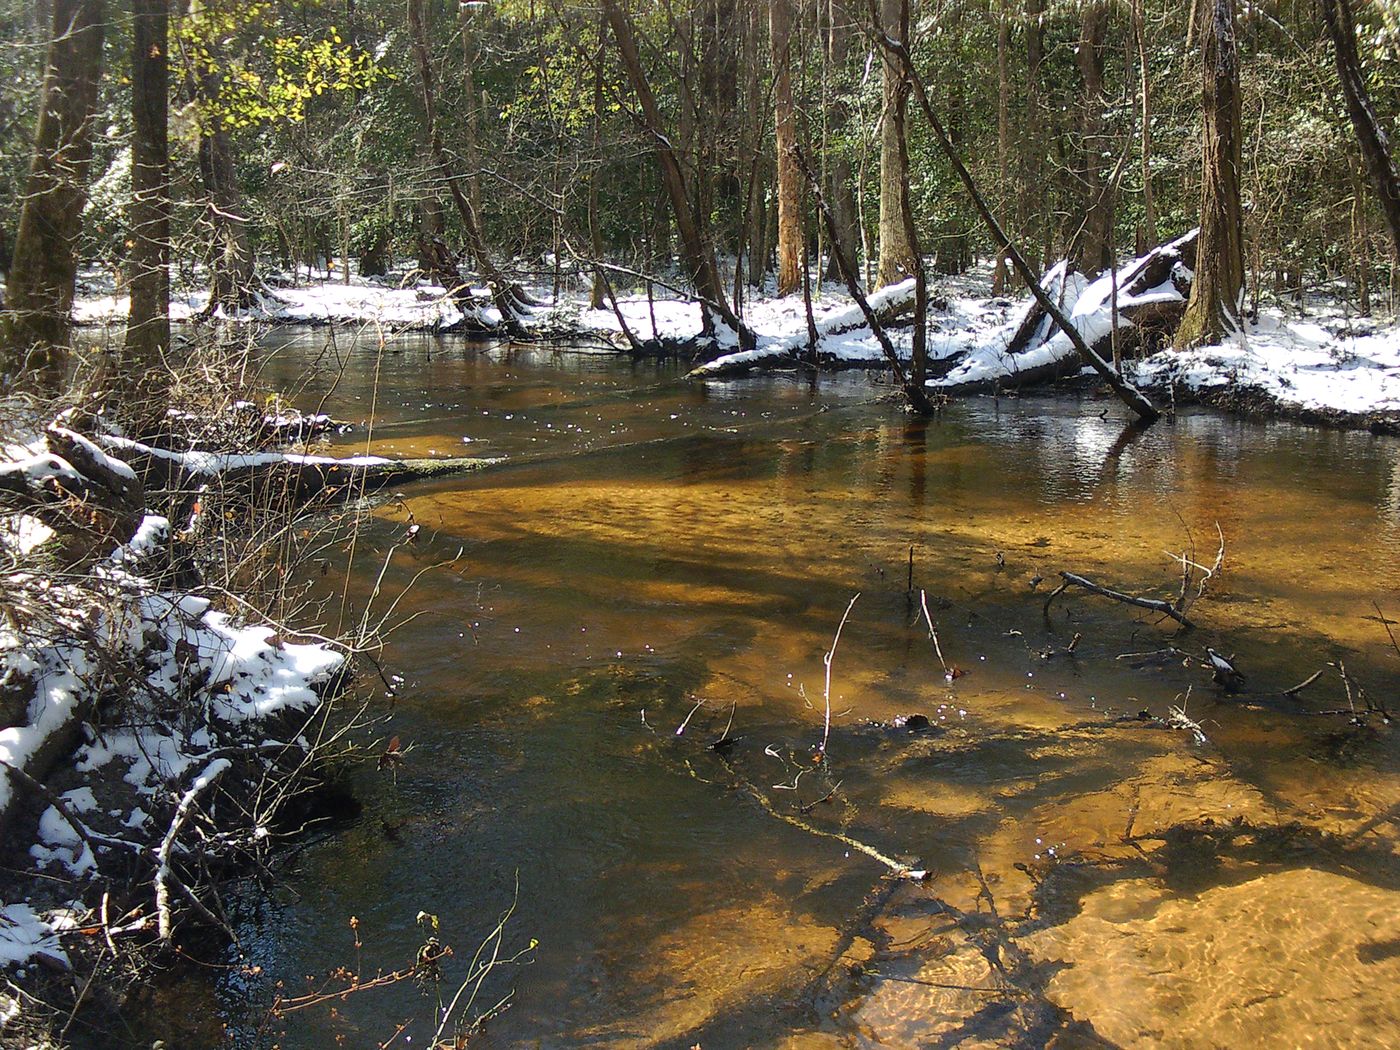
xmin=142 ymin=328 xmax=1400 ymax=1049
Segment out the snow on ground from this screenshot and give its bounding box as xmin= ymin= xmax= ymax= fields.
xmin=66 ymin=258 xmax=1400 ymax=426
xmin=1128 ymin=315 xmax=1400 ymax=420
xmin=72 ymin=269 xmax=480 ymax=330
xmin=0 ymin=435 xmax=348 ymax=971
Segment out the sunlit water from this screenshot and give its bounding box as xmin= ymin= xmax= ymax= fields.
xmin=152 ymin=328 xmax=1400 ymax=1048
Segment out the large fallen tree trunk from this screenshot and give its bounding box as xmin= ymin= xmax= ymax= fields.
xmin=932 ymin=230 xmax=1197 ymax=396
xmin=97 ymin=435 xmax=498 ymax=503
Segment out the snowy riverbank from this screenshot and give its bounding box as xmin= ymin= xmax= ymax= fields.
xmin=68 ymin=257 xmax=1400 ymax=430
xmin=0 ymin=412 xmax=349 ymax=998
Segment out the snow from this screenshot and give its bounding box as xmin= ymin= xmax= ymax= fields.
xmin=0 ymin=451 xmax=82 ymax=488
xmin=98 ymin=433 xmax=393 ymax=475
xmin=0 ymin=436 xmax=350 ymax=972
xmin=63 ymin=253 xmax=1400 ymax=426
xmin=71 ymin=267 xmax=518 ymax=331
xmin=0 ymin=903 xmax=71 ymax=969
xmin=1 ymin=514 xmax=55 ymax=556
xmin=48 ymin=425 xmax=137 ymax=481
xmin=1130 ymin=314 xmax=1400 ymax=419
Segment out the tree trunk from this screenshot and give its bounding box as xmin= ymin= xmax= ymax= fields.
xmin=824 ymin=0 xmax=862 ymax=284
xmin=1072 ymin=1 xmax=1113 ymax=276
xmin=771 ymin=0 xmax=804 ymax=297
xmin=1133 ymin=0 xmax=1157 ymax=254
xmin=1175 ymin=0 xmax=1245 ymax=348
xmin=125 ymin=0 xmax=170 ymax=384
xmin=589 ymin=14 xmax=608 ymax=310
xmin=1322 ymin=0 xmax=1400 ymax=262
xmin=600 ymin=0 xmax=749 ymax=343
xmin=873 ymin=16 xmax=1161 ymax=423
xmin=992 ymin=0 xmax=1011 ymax=292
xmin=876 ymin=0 xmax=916 ymax=287
xmin=416 ymin=191 xmax=444 ymax=273
xmin=891 ymin=0 xmax=931 ymax=409
xmin=0 ymin=0 xmax=106 ymax=389
xmin=1020 ymin=0 xmax=1047 ymax=277
xmin=197 ymin=114 xmax=256 ymax=314
xmin=406 ymin=0 xmax=526 ymax=331
xmin=458 ymin=1 xmax=484 ymax=223
xmin=743 ymin=1 xmax=769 ymax=290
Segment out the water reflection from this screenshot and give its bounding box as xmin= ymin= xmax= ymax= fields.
xmin=199 ymin=330 xmax=1400 ymax=1049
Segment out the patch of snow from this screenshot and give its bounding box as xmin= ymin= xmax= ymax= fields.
xmin=0 ymin=903 xmax=71 ymax=969
xmin=1130 ymin=311 xmax=1400 ymax=418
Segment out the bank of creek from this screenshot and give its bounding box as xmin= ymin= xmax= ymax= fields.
xmin=168 ymin=326 xmax=1400 ymax=1049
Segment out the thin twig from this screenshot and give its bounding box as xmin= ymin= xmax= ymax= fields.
xmin=919 ymin=589 xmax=948 ymax=673
xmin=821 ymin=594 xmax=860 ymax=758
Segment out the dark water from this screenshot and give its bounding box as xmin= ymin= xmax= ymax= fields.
xmin=191 ymin=329 xmax=1400 ymax=1048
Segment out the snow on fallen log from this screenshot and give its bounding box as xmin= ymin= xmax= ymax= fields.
xmin=687 ymin=278 xmax=918 ymax=377
xmin=0 ymin=423 xmax=149 ymax=562
xmin=932 ymin=230 xmax=1198 ymax=395
xmin=98 ymin=433 xmax=500 ymax=500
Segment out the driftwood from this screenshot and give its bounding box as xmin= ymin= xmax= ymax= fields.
xmin=1046 ymin=570 xmax=1195 ymax=629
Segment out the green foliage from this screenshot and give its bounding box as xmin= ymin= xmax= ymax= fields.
xmin=178 ymin=0 xmax=390 ymax=132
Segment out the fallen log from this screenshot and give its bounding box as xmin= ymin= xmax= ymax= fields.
xmin=931 ymin=231 xmax=1198 ymax=397
xmin=97 ymin=434 xmax=500 ymax=503
xmin=686 ymin=278 xmax=920 ymax=379
xmin=1 ymin=425 xmax=149 ymax=563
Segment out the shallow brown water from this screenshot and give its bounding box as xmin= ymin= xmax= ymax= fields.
xmin=209 ymin=329 xmax=1400 ymax=1048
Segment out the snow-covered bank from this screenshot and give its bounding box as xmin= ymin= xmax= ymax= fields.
xmin=72 ymin=269 xmax=499 ymax=331
xmin=0 ymin=416 xmax=349 ymax=990
xmin=1127 ymin=315 xmax=1400 ymax=430
xmin=67 ymin=254 xmax=1400 ymax=429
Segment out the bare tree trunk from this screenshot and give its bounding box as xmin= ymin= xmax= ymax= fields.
xmin=1174 ymin=0 xmax=1245 ymax=348
xmin=589 ymin=14 xmax=608 ymax=310
xmin=870 ymin=9 xmax=1161 ymax=423
xmin=458 ymin=0 xmax=484 ymax=223
xmin=600 ymin=0 xmax=749 ymax=344
xmin=195 ymin=106 xmax=256 ymax=314
xmin=1133 ymin=0 xmax=1157 ymax=254
xmin=124 ymin=0 xmax=170 ymax=383
xmin=406 ymin=0 xmax=526 ymax=332
xmin=876 ymin=0 xmax=916 ymax=287
xmin=992 ymin=0 xmax=1011 ymax=293
xmin=891 ymin=0 xmax=929 ymax=402
xmin=771 ymin=0 xmax=804 ymax=297
xmin=741 ymin=1 xmax=769 ymax=291
xmin=824 ymin=0 xmax=861 ymax=283
xmin=794 ymin=140 xmax=933 ymax=414
xmin=1022 ymin=0 xmax=1046 ymax=276
xmin=1322 ymin=0 xmax=1400 ymax=262
xmin=1 ymin=0 xmax=106 ymax=389
xmin=1071 ymin=1 xmax=1113 ymax=276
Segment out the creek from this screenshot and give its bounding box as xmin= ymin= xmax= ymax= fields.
xmin=170 ymin=328 xmax=1400 ymax=1048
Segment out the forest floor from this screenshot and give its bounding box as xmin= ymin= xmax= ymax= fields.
xmin=68 ymin=258 xmax=1400 ymax=431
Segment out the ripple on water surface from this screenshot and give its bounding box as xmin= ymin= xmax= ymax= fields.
xmin=205 ymin=330 xmax=1400 ymax=1049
